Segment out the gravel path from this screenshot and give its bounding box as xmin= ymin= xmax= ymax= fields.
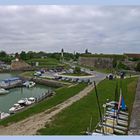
xmin=0 ymin=81 xmax=102 ymax=135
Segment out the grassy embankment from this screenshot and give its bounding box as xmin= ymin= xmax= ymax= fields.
xmin=0 ymin=83 xmax=87 ymax=126
xmin=20 ymin=71 xmax=34 ymax=78
xmin=26 ymin=58 xmax=67 ymax=69
xmin=62 ymin=72 xmax=91 ymax=76
xmin=38 ymin=77 xmax=138 ymax=135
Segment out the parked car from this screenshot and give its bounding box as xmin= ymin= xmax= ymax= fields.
xmin=106 ymin=73 xmax=114 ymax=80
xmin=34 ymin=71 xmax=42 ymax=76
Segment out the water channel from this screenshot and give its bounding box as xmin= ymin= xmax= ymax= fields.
xmin=0 ymin=73 xmax=54 ymax=112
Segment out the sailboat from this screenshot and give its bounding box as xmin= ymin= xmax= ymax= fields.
xmin=103 ymin=83 xmax=129 ymax=135
xmin=86 ymin=80 xmax=129 ymax=135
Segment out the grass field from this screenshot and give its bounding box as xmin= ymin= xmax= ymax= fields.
xmin=63 ymin=72 xmax=91 ymax=76
xmin=0 ymin=83 xmax=87 ymax=126
xmin=27 ymin=58 xmax=61 ymax=68
xmin=38 ymin=77 xmax=138 ymax=135
xmin=27 ymin=58 xmax=59 ymax=65
xmin=20 ymin=71 xmax=34 ymax=78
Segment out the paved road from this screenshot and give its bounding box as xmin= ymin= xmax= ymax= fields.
xmin=41 ymin=64 xmax=106 ymax=83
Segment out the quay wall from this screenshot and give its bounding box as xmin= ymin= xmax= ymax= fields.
xmin=129 ymin=77 xmax=140 ymax=135
xmin=20 ymin=76 xmax=64 ymax=88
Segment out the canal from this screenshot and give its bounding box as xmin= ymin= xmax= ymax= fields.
xmin=0 ymin=73 xmax=54 ymax=113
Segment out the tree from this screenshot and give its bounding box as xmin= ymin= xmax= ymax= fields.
xmin=15 ymin=52 xmax=19 ymax=59
xmin=0 ymin=51 xmax=7 ymax=57
xmin=113 ymin=58 xmax=117 ymax=68
xmin=85 ymin=49 xmax=88 ymax=54
xmin=74 ymin=66 xmax=81 ymax=74
xmin=20 ymin=51 xmax=27 ymax=60
xmin=135 ymin=62 xmax=140 ymax=72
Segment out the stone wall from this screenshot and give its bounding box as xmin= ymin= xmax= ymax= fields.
xmin=129 ymin=77 xmax=140 ymax=135
xmin=78 ymin=57 xmax=113 ymax=69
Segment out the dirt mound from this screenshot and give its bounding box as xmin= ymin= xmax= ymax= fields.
xmin=11 ymin=60 xmax=31 ymax=70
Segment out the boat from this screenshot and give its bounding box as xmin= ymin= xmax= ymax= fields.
xmin=0 ymin=112 xmax=10 ymax=119
xmin=9 ymin=103 xmax=25 ymax=114
xmin=18 ymin=98 xmax=31 ymax=106
xmin=23 ymin=81 xmax=36 ymax=88
xmin=0 ymin=88 xmax=9 ymax=95
xmin=0 ymin=77 xmax=22 ymax=89
xmin=28 ymin=97 xmax=36 ymax=104
xmin=18 ymin=97 xmax=36 ymax=106
xmin=85 ymin=81 xmax=129 ymax=135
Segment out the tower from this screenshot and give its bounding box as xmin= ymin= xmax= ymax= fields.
xmin=61 ymin=48 xmax=64 ymax=62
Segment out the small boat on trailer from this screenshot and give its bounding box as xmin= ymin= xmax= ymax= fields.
xmin=85 ymin=81 xmax=129 ymax=136
xmin=104 ymin=116 xmax=128 ymax=126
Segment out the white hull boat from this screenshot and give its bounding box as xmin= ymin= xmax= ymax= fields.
xmin=18 ymin=97 xmax=36 ymax=106
xmin=23 ymin=81 xmax=36 ymax=88
xmin=28 ymin=97 xmax=36 ymax=104
xmin=0 ymin=112 xmax=10 ymax=119
xmin=9 ymin=103 xmax=25 ymax=114
xmin=0 ymin=88 xmax=9 ymax=95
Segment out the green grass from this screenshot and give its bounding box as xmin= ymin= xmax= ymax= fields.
xmin=20 ymin=71 xmax=34 ymax=78
xmin=62 ymin=72 xmax=91 ymax=76
xmin=0 ymin=83 xmax=87 ymax=126
xmin=27 ymin=58 xmax=61 ymax=67
xmin=38 ymin=77 xmax=138 ymax=135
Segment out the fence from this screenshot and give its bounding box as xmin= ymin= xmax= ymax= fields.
xmin=36 ymin=90 xmax=54 ymax=103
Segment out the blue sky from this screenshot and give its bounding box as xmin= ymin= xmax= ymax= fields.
xmin=0 ymin=0 xmax=140 ymax=5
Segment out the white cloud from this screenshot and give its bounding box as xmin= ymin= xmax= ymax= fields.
xmin=0 ymin=5 xmax=140 ymax=53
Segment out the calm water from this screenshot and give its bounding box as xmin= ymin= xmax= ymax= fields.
xmin=0 ymin=73 xmax=54 ymax=112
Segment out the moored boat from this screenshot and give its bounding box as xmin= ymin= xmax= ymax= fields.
xmin=18 ymin=97 xmax=36 ymax=106
xmin=0 ymin=88 xmax=9 ymax=95
xmin=0 ymin=112 xmax=10 ymax=119
xmin=9 ymin=103 xmax=25 ymax=114
xmin=23 ymin=81 xmax=36 ymax=88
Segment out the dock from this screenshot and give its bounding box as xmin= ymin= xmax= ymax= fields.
xmin=0 ymin=77 xmax=23 ymax=89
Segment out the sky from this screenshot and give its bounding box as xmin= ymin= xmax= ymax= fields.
xmin=0 ymin=0 xmax=140 ymax=5
xmin=0 ymin=5 xmax=140 ymax=54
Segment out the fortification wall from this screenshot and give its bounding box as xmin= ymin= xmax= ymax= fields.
xmin=78 ymin=57 xmax=113 ymax=69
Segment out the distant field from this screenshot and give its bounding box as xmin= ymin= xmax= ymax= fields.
xmin=27 ymin=58 xmax=61 ymax=68
xmin=38 ymin=77 xmax=138 ymax=135
xmin=20 ymin=71 xmax=34 ymax=77
xmin=0 ymin=83 xmax=87 ymax=126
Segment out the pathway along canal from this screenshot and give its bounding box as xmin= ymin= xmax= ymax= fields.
xmin=0 ymin=73 xmax=54 ymax=112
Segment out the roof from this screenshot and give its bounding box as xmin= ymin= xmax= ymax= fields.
xmin=124 ymin=53 xmax=140 ymax=59
xmin=4 ymin=77 xmax=21 ymax=82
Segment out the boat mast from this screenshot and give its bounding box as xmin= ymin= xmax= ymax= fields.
xmin=93 ymin=81 xmax=104 ymax=134
xmin=113 ymin=82 xmax=118 ymax=134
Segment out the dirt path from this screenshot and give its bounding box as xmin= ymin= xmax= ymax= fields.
xmin=0 ymin=82 xmax=100 ymax=135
